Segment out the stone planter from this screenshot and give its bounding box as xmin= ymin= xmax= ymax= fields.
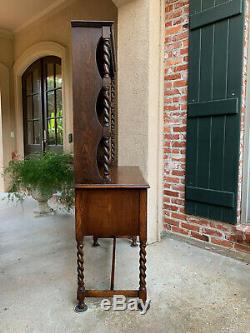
xmin=31 ymin=189 xmax=52 ymax=216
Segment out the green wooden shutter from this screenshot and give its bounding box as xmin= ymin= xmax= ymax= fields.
xmin=185 ymin=0 xmax=245 ymax=224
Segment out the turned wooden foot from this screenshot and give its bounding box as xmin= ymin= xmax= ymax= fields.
xmin=75 ymin=301 xmax=88 ymax=312
xmin=75 ymin=239 xmax=87 ymax=312
xmin=131 ymin=236 xmax=138 ymax=247
xmin=92 ymin=236 xmax=100 ymax=247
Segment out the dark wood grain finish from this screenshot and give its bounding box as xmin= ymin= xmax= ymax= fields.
xmin=139 ymin=189 xmax=147 ymax=303
xmin=76 ymin=188 xmax=140 ymax=237
xmin=72 ymin=21 xmax=114 ymax=28
xmin=75 ymin=166 xmax=149 ymax=189
xmin=84 ymin=290 xmax=139 ymax=297
xmin=72 ymin=21 xmax=149 ymax=311
xmin=110 ymin=237 xmax=116 ymax=290
xmin=75 ymin=167 xmax=149 ymax=308
xmin=102 ymin=27 xmax=112 ymax=182
xmin=72 ymin=21 xmax=116 ymax=184
xmin=72 ymin=26 xmax=103 ymax=183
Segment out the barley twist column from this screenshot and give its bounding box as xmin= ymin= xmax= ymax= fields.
xmin=75 ymin=240 xmax=87 ymax=312
xmin=139 ymin=240 xmax=147 ymax=302
xmin=103 ymin=37 xmax=112 ymax=182
xmin=111 ymin=77 xmax=116 ymax=164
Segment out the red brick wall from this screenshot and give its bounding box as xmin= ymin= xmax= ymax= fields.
xmin=163 ymin=0 xmax=250 ymax=254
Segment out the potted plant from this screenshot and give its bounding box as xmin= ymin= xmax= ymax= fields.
xmin=5 ymin=152 xmax=74 ymax=215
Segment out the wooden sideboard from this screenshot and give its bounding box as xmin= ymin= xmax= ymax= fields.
xmin=74 ymin=166 xmax=149 ymax=311
xmin=71 ymin=21 xmax=149 ymax=312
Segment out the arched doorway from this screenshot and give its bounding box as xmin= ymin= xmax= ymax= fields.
xmin=22 ymin=56 xmax=63 ymax=155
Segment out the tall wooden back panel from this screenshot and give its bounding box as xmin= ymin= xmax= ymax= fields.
xmin=72 ymin=21 xmax=117 ymax=184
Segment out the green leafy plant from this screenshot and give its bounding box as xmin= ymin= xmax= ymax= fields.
xmin=5 ymin=152 xmax=74 ymax=210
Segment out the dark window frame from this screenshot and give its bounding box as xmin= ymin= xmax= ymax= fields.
xmin=22 ymin=56 xmax=63 ymax=155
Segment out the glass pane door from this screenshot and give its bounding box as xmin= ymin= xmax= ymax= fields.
xmin=43 ymin=57 xmax=63 ymax=152
xmin=22 ymin=60 xmax=43 ymax=155
xmin=22 ymin=56 xmax=63 ymax=155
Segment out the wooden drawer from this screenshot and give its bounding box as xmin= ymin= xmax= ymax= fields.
xmin=76 ymin=188 xmax=141 ymax=236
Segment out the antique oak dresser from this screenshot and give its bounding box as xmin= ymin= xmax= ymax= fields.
xmin=71 ymin=21 xmax=149 ymax=312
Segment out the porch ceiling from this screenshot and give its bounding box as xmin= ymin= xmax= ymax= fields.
xmin=0 ymin=0 xmax=68 ymax=33
xmin=111 ymin=0 xmax=133 ymax=7
xmin=0 ymin=0 xmax=130 ymax=34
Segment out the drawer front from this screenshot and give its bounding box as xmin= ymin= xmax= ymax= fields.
xmin=76 ymin=189 xmax=140 ymax=236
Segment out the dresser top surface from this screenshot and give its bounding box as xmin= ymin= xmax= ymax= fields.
xmin=75 ymin=166 xmax=149 ymax=189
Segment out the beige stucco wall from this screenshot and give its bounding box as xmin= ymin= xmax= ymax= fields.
xmin=0 ymin=34 xmax=14 ymax=68
xmin=115 ymin=0 xmax=164 ymax=242
xmin=0 ymin=33 xmax=14 ymax=191
xmin=14 ymin=0 xmax=117 ymax=59
xmin=116 ymin=0 xmax=149 ymax=175
xmin=1 ymin=0 xmax=164 ymax=241
xmin=13 ymin=0 xmax=117 ymax=156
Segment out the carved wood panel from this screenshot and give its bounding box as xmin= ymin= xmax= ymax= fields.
xmin=72 ymin=21 xmax=117 ymax=184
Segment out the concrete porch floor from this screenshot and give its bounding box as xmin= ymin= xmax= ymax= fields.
xmin=0 ymin=197 xmax=250 ymax=333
